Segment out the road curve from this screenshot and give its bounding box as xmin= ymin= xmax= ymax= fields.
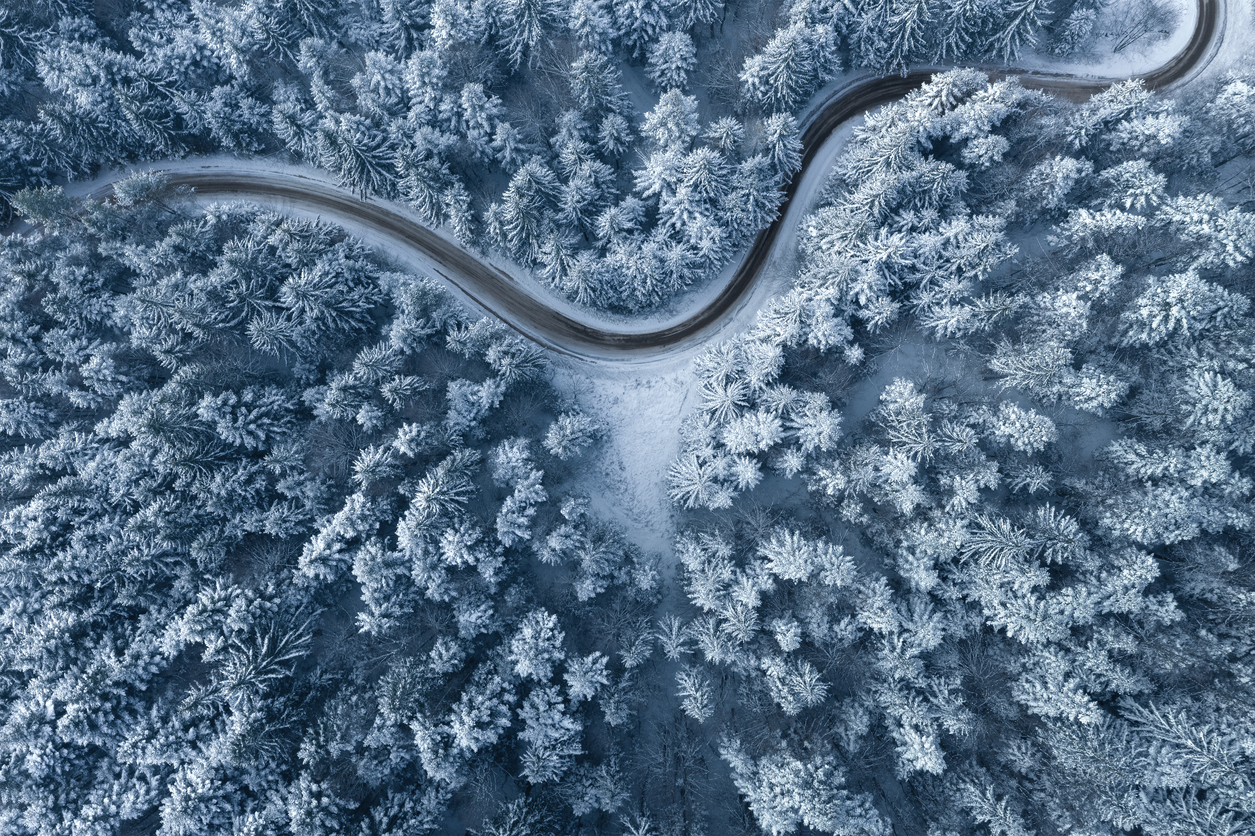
xmin=122 ymin=0 xmax=1222 ymax=360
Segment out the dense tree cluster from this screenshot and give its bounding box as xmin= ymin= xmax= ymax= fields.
xmin=0 ymin=0 xmax=1248 ymax=831
xmin=737 ymin=0 xmax=1087 ymax=109
xmin=0 ymin=0 xmax=1084 ymax=313
xmin=667 ymin=70 xmax=1255 ymax=835
xmin=0 ymin=181 xmax=668 ymax=836
xmin=0 ymin=0 xmax=811 ymax=312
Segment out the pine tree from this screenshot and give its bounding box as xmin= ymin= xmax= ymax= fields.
xmin=990 ymin=0 xmax=1050 ymax=60
xmin=377 ymin=0 xmax=429 ymax=50
xmin=564 ymin=651 xmax=610 ymax=703
xmin=675 ymin=665 xmax=715 ymax=721
xmin=933 ymin=0 xmax=991 ymax=61
xmin=509 ymin=609 xmax=567 ymax=682
xmin=490 ymin=158 xmax=560 ymax=266
xmin=641 ymin=89 xmax=701 ymax=150
xmin=760 ymin=113 xmax=803 ymax=180
xmin=496 ymin=0 xmax=554 ymax=70
xmin=565 ymin=0 xmax=615 ymax=52
xmin=1206 ymin=73 xmax=1255 ymax=154
xmin=721 ymin=154 xmax=783 ymax=243
xmin=315 ymin=112 xmax=394 ymax=196
xmin=704 ymin=116 xmax=745 ymax=154
xmin=568 ymin=50 xmax=630 ymax=117
xmin=669 ymin=0 xmax=723 ymax=30
xmin=517 ymin=686 xmax=584 ymax=783
xmin=646 ymin=31 xmax=697 ymax=91
xmin=614 ymin=0 xmax=670 ymax=57
xmin=885 ymin=0 xmax=932 ymax=69
xmin=720 ymin=738 xmax=889 ymax=836
xmin=741 ymin=20 xmax=839 ymax=113
xmin=543 ymin=411 xmax=602 ymax=459
xmin=448 ymin=664 xmax=515 ymax=754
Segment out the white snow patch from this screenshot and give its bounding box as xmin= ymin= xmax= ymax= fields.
xmin=1016 ymin=0 xmax=1197 ymax=78
xmin=549 ymin=361 xmax=700 ymax=557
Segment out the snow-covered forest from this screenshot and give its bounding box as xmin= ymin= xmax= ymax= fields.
xmin=0 ymin=182 xmax=662 ymax=834
xmin=666 ymin=68 xmax=1255 ymax=834
xmin=2 ymin=0 xmax=1254 ymax=834
xmin=0 ymin=0 xmax=1123 ymax=312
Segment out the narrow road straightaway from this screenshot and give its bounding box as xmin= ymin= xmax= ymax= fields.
xmin=111 ymin=0 xmax=1224 ymax=359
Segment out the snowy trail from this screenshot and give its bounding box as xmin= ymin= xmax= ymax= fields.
xmin=61 ymin=0 xmax=1223 ymax=365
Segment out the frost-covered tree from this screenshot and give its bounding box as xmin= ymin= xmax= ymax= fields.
xmin=613 ymin=0 xmax=670 ymax=56
xmin=544 ymin=411 xmax=602 ymax=460
xmin=646 ymin=31 xmax=697 ymax=91
xmin=509 ymin=609 xmax=567 ymax=681
xmin=720 ymin=738 xmax=889 ymax=836
xmin=517 ymin=686 xmax=584 ymax=783
xmin=741 ymin=19 xmax=840 ymax=113
xmin=496 ymin=0 xmax=554 ymax=69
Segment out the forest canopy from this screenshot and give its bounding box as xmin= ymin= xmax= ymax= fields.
xmin=1 ymin=0 xmax=1254 ymax=832
xmin=0 ymin=185 xmax=660 ymax=836
xmin=2 ymin=64 xmax=1254 ymax=835
xmin=666 ymin=68 xmax=1255 ymax=835
xmin=0 ymin=0 xmax=1096 ymax=312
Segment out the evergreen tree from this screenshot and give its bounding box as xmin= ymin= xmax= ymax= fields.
xmin=614 ymin=0 xmax=670 ymax=57
xmin=496 ymin=0 xmax=553 ymax=70
xmin=646 ymin=31 xmax=697 ymax=91
xmin=741 ymin=19 xmax=839 ymax=113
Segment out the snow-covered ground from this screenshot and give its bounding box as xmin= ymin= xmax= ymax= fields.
xmin=1016 ymin=0 xmax=1198 ymax=78
xmin=549 ymin=362 xmax=694 ymax=558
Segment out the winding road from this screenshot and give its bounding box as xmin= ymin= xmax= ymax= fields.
xmin=101 ymin=0 xmax=1224 ymax=360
